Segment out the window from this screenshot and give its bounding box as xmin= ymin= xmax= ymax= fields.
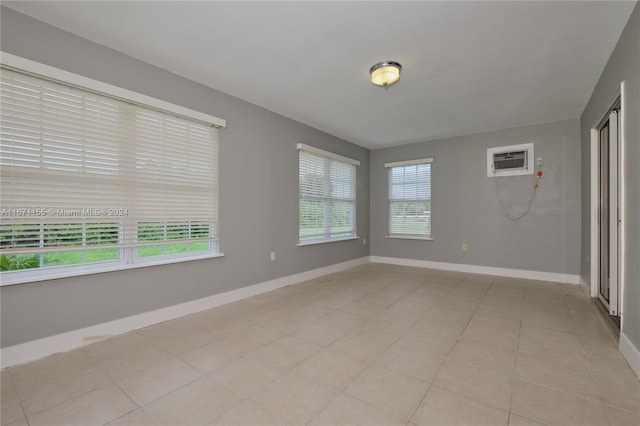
xmin=386 ymin=158 xmax=432 ymax=239
xmin=298 ymin=143 xmax=359 ymax=244
xmin=0 ymin=56 xmax=225 ymax=284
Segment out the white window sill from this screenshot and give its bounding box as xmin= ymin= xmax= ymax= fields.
xmin=385 ymin=235 xmax=433 ymax=241
xmin=0 ymin=253 xmax=225 ymax=286
xmin=297 ymin=236 xmax=360 ymax=247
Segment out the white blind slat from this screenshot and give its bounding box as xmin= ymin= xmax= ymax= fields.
xmin=388 ymin=162 xmax=431 ymax=237
xmin=298 ymin=147 xmax=357 ymax=243
xmin=1 ymin=66 xmax=220 ymax=266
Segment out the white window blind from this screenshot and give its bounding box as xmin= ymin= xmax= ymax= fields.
xmin=386 ymin=158 xmax=432 ymax=238
xmin=0 ymin=65 xmax=221 ymax=280
xmin=298 ymin=143 xmax=358 ymax=244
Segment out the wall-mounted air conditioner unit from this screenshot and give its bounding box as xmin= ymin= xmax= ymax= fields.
xmin=487 ymin=143 xmax=534 ymax=177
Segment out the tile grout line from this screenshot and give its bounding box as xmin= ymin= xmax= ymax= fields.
xmin=309 ymin=273 xmax=466 ymax=424
xmin=508 ymin=278 xmax=528 ymax=423
xmin=407 ymin=383 xmax=433 ymax=425
xmin=87 ymin=349 xmax=145 ymax=425
xmin=5 ymin=265 xmax=635 ymax=425
xmin=562 ymin=282 xmax=617 ymax=425
xmin=5 ymin=369 xmax=32 ymax=426
xmin=11 ymin=364 xmax=114 ymax=420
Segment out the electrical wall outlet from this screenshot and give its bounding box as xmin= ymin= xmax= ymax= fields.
xmin=462 ymin=243 xmax=468 ymax=251
xmin=270 ymin=252 xmax=276 ymax=262
xmin=537 ymin=157 xmax=543 ymax=166
xmin=363 ymin=238 xmax=367 ymax=245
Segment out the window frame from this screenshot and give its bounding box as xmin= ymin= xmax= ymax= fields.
xmin=0 ymin=53 xmax=226 ymax=286
xmin=297 ymin=143 xmax=360 ymax=246
xmin=385 ymin=158 xmax=433 ymax=240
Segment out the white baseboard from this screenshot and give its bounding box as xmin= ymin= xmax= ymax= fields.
xmin=619 ymin=332 xmax=640 ymax=379
xmin=579 ymin=276 xmax=591 ymax=297
xmin=0 ymin=256 xmax=369 ymax=368
xmin=369 ymin=256 xmax=581 ymax=284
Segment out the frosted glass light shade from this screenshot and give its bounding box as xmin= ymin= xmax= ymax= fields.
xmin=370 ymin=61 xmax=402 ymax=87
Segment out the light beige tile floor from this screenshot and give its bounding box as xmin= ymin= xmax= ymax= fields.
xmin=2 ymin=263 xmax=638 ymax=426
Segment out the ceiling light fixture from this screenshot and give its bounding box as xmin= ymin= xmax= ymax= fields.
xmin=370 ymin=61 xmax=402 ymax=87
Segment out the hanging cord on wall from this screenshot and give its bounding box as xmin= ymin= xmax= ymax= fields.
xmin=495 ymin=166 xmax=543 ymax=221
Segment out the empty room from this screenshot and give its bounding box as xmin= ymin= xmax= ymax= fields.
xmin=0 ymin=1 xmax=638 ymax=425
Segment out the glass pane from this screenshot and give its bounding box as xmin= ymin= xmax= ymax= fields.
xmin=86 ymin=223 xmax=119 ymax=245
xmin=390 ymin=201 xmax=431 ymax=235
xmin=389 ymin=162 xmax=431 ymax=236
xmin=85 ymin=248 xmax=119 ymax=263
xmin=137 ymin=245 xmax=165 ymax=258
xmin=44 ymin=223 xmax=83 ymax=248
xmin=189 ymin=242 xmax=210 ymax=252
xmin=44 ymin=249 xmax=119 ymax=266
xmin=191 ymin=222 xmax=211 ymax=239
xmin=44 ymin=250 xmax=83 ymax=267
xmin=137 ymin=221 xmax=211 ymax=257
xmin=138 ymin=222 xmax=164 ymax=242
xmin=330 ymin=200 xmax=354 ymax=237
xmin=0 ymin=224 xmax=40 ymax=249
xmin=137 ymin=221 xmax=165 ymax=257
xmin=0 ymin=253 xmax=40 ymax=271
xmin=166 ymin=223 xmax=189 ymax=240
xmin=166 ymin=243 xmax=189 ymax=254
xmin=299 ymin=199 xmax=326 ymax=240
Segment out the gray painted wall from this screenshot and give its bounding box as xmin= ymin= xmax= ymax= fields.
xmin=3 ymin=4 xmax=634 ymax=354
xmin=580 ymin=3 xmax=639 ymax=350
xmin=0 ymin=8 xmax=370 ymax=347
xmin=371 ymin=119 xmax=582 ymax=275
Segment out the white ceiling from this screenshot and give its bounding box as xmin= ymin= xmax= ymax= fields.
xmin=4 ymin=1 xmax=636 ymax=149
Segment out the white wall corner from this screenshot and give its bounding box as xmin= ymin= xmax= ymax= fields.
xmin=0 ymin=256 xmax=369 ymax=368
xmin=619 ymin=332 xmax=640 ymax=379
xmin=369 ymin=256 xmax=581 ymax=284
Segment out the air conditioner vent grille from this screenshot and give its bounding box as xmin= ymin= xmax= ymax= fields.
xmin=493 ymin=150 xmax=527 ymax=170
xmin=487 ymin=143 xmax=534 ymax=177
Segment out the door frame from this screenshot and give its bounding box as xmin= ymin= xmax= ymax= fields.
xmin=590 ymin=82 xmax=624 ymax=319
